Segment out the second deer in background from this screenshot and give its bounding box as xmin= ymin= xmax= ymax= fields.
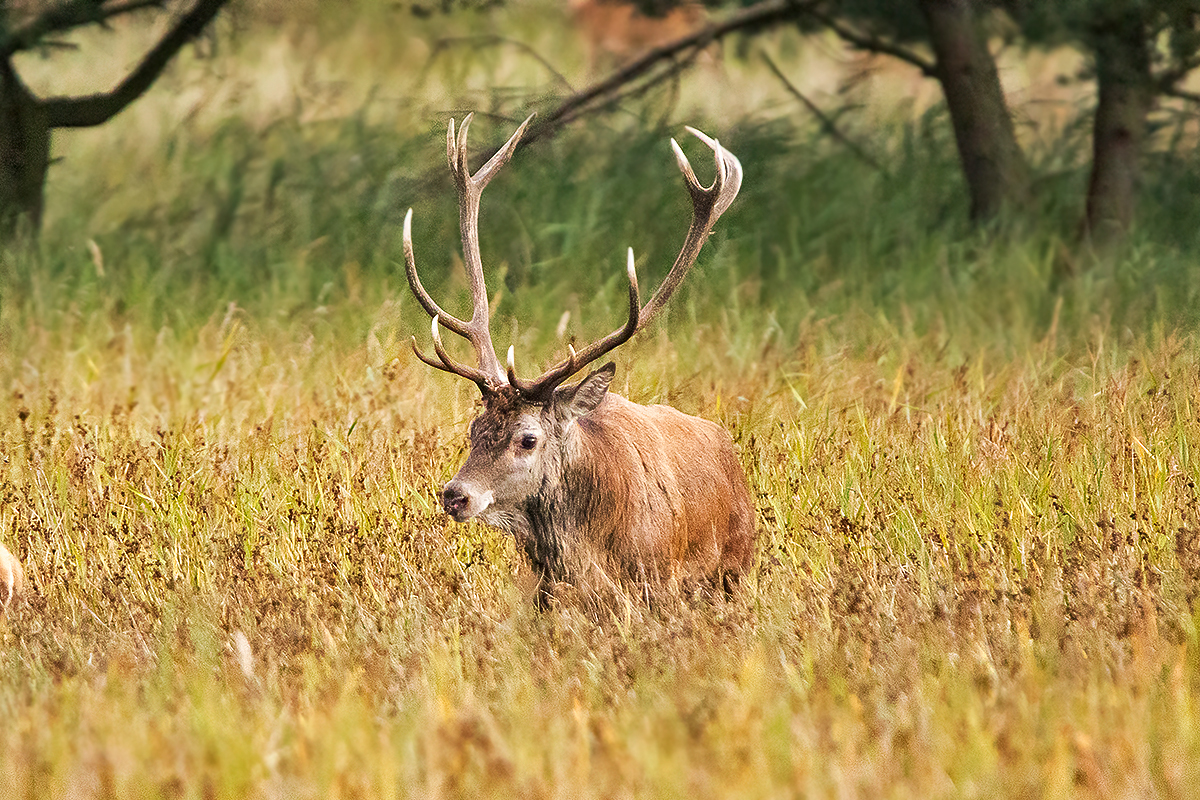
xmin=568 ymin=0 xmax=708 ymax=73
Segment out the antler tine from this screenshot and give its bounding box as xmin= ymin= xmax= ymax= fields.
xmin=451 ymin=113 xmax=472 ymax=180
xmin=509 ymin=342 xmax=578 ymax=391
xmin=430 ymin=316 xmax=497 ymax=388
xmin=472 ymin=113 xmax=536 ymax=188
xmin=410 ymin=317 xmax=497 ymax=393
xmin=509 ymin=127 xmax=741 ymax=400
xmin=452 ymin=112 xmax=537 ymax=387
xmin=407 ymin=113 xmax=537 ymax=393
xmin=638 ymin=127 xmax=743 ymax=328
xmin=510 ymin=248 xmax=641 ymax=400
xmin=403 ymin=208 xmax=473 ymax=341
xmin=680 ymin=126 xmax=744 ymax=218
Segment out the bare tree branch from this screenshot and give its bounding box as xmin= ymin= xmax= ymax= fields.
xmin=1164 ymin=84 xmax=1200 ymax=104
xmin=1156 ymin=56 xmax=1200 ymax=94
xmin=1 ymin=0 xmax=165 ymax=57
xmin=42 ymin=0 xmax=229 ymax=129
xmin=761 ymin=50 xmax=882 ymax=171
xmin=424 ymin=35 xmax=576 ymax=94
xmin=518 ymin=0 xmax=820 ymax=148
xmin=410 ymin=0 xmax=812 ymax=197
xmin=554 ymin=45 xmax=703 ymax=131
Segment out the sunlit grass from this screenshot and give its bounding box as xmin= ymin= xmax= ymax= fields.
xmin=6 ymin=2 xmax=1200 ymax=797
xmin=6 ymin=295 xmax=1200 ymax=796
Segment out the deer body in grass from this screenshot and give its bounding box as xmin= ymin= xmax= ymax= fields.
xmin=404 ymin=114 xmax=753 ymax=598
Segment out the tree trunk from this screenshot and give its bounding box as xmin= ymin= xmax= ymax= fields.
xmin=1084 ymin=15 xmax=1153 ymax=244
xmin=0 ymin=58 xmax=49 ymax=240
xmin=918 ymin=0 xmax=1029 ymax=222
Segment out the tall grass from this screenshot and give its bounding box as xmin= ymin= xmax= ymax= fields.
xmin=5 ymin=4 xmax=1200 ymax=797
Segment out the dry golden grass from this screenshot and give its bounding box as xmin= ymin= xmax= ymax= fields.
xmin=3 ymin=304 xmax=1200 ymax=796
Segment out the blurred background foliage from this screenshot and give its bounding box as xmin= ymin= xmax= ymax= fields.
xmin=4 ymin=0 xmax=1200 ymax=377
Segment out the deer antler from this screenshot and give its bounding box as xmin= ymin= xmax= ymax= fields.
xmin=508 ymin=127 xmax=743 ymax=400
xmin=405 ymin=112 xmax=535 ymax=394
xmin=507 ymin=247 xmax=641 ymax=398
xmin=406 ymin=118 xmax=742 ymax=401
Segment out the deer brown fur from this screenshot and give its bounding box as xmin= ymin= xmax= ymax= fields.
xmin=553 ymin=386 xmax=754 ymax=587
xmin=447 ymin=369 xmax=754 ymax=597
xmin=404 ymin=113 xmax=754 ymax=600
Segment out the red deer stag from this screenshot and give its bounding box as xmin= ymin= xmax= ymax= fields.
xmin=404 ymin=114 xmax=753 ymax=601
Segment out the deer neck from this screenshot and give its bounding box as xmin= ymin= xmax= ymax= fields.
xmin=514 ymin=403 xmax=617 ymax=583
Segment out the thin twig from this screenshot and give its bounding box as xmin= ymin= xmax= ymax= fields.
xmin=37 ymin=39 xmax=82 ymax=52
xmin=425 ymin=35 xmax=576 ymax=94
xmin=554 ymin=45 xmax=703 ymax=132
xmin=761 ymin=50 xmax=882 ymax=171
xmin=805 ymin=6 xmax=937 ymax=78
xmin=43 ymin=0 xmax=230 ymax=129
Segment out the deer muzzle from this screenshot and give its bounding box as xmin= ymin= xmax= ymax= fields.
xmin=441 ymin=480 xmax=494 ymax=522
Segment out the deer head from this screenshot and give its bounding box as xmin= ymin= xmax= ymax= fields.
xmin=404 ymin=114 xmax=742 ymax=526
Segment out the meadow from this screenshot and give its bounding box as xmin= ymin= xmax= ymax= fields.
xmin=5 ymin=3 xmax=1200 ymax=797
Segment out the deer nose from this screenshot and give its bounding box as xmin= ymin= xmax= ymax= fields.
xmin=442 ymin=483 xmax=469 ymax=518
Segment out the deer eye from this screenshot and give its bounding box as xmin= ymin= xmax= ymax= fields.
xmin=519 ymin=434 xmax=538 ymax=451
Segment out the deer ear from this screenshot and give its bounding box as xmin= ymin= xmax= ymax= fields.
xmin=555 ymin=362 xmax=615 ymax=420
